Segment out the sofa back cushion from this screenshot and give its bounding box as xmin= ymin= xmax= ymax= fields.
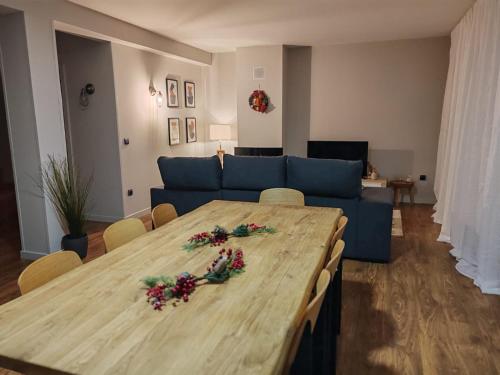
xmin=157 ymin=156 xmax=222 ymax=191
xmin=287 ymin=156 xmax=362 ymax=198
xmin=222 ymin=154 xmax=286 ymax=191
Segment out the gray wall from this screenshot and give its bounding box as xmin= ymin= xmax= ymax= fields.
xmin=236 ymin=46 xmax=284 ymax=148
xmin=310 ymin=37 xmax=450 ymax=203
xmin=111 ymin=43 xmax=208 ymax=217
xmin=283 ymin=46 xmax=311 ymax=157
xmin=0 ymin=12 xmax=51 ymax=255
xmin=56 ymin=32 xmax=124 ymax=222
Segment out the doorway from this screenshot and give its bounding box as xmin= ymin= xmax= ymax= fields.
xmin=0 ymin=62 xmax=23 ymax=290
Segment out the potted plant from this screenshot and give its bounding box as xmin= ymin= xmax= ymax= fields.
xmin=41 ymin=155 xmax=93 ymax=259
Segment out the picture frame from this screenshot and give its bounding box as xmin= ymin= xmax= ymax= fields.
xmin=185 ymin=117 xmax=197 ymax=143
xmin=166 ymin=78 xmax=179 ymax=107
xmin=168 ymin=118 xmax=181 ymax=145
xmin=184 ymin=81 xmax=196 ymax=108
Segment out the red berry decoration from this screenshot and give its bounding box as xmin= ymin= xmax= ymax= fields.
xmin=142 ymin=249 xmax=246 ymax=311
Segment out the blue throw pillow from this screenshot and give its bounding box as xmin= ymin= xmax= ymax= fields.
xmin=157 ymin=156 xmax=222 ymax=191
xmin=286 ymin=156 xmax=362 ymax=198
xmin=222 ymin=154 xmax=287 ymax=191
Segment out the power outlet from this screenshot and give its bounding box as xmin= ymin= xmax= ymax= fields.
xmin=419 ymin=175 xmax=427 ymax=181
xmin=127 ymin=189 xmax=133 ymax=197
xmin=123 ymin=138 xmax=130 ymax=145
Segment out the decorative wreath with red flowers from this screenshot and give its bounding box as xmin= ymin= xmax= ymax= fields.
xmin=248 ymin=89 xmax=270 ymax=113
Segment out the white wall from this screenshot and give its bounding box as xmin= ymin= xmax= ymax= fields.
xmin=0 ymin=11 xmax=51 ymax=257
xmin=56 ymin=32 xmax=124 ymax=222
xmin=203 ymin=52 xmax=238 ymax=155
xmin=236 ymin=46 xmax=284 ymax=148
xmin=310 ymin=37 xmax=450 ymax=203
xmin=0 ymin=0 xmax=210 ymax=65
xmin=111 ymin=43 xmax=207 ymax=217
xmin=0 ymin=0 xmax=212 ymax=259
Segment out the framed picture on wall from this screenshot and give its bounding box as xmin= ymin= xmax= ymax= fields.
xmin=168 ymin=118 xmax=181 ymax=145
xmin=186 ymin=117 xmax=197 ymax=143
xmin=166 ymin=78 xmax=179 ymax=107
xmin=184 ymin=81 xmax=196 ymax=108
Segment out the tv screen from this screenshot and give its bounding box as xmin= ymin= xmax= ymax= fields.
xmin=307 ymin=141 xmax=368 ymax=177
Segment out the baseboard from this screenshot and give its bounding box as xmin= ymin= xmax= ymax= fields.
xmin=437 ymin=233 xmax=451 ymax=243
xmin=20 ymin=250 xmax=50 ymax=260
xmin=126 ymin=207 xmax=151 ymax=219
xmin=87 ymin=214 xmax=122 ymax=223
xmin=87 ymin=208 xmax=151 ymax=223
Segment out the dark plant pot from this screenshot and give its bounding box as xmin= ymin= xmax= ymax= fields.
xmin=61 ymin=234 xmax=88 ymax=259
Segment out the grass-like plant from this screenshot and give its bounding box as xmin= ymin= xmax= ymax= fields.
xmin=41 ymin=155 xmax=93 ymax=237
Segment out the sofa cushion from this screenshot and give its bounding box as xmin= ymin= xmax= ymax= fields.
xmin=287 ymin=156 xmax=362 ymax=199
xmin=151 ymin=187 xmax=222 ymax=216
xmin=221 ymin=189 xmax=261 ymax=202
xmin=222 ymin=154 xmax=286 ymax=191
xmin=157 ymin=156 xmax=222 ymax=191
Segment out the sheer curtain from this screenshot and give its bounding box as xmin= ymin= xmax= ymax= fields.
xmin=434 ymin=0 xmax=500 ymax=295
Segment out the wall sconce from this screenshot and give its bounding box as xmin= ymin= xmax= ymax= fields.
xmin=149 ymin=81 xmax=157 ymax=96
xmin=156 ymin=90 xmax=163 ymax=107
xmin=149 ymin=80 xmax=163 ymax=107
xmin=79 ymin=83 xmax=95 ymax=108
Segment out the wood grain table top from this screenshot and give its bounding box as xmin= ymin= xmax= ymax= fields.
xmin=0 ymin=201 xmax=342 ymax=375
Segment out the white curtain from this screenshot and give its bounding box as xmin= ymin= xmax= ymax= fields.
xmin=434 ymin=0 xmax=500 ymax=295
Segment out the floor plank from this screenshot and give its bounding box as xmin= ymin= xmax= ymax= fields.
xmin=0 ymin=204 xmax=499 ymax=374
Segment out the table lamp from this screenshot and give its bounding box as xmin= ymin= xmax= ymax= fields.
xmin=209 ymin=124 xmax=231 ymax=162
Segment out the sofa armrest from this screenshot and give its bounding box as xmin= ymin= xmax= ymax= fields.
xmin=356 ymin=187 xmax=394 ymax=262
xmin=361 ymin=187 xmax=394 ymax=205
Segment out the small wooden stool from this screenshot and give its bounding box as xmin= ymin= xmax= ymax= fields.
xmin=390 ymin=180 xmax=415 ymax=207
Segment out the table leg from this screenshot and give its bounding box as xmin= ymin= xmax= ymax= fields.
xmin=410 ymin=187 xmax=415 ymax=205
xmin=394 ymin=188 xmax=400 ymax=207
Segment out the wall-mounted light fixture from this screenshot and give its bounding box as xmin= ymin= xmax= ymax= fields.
xmin=149 ymin=80 xmax=163 ymax=107
xmin=79 ymin=83 xmax=95 ymax=108
xmin=156 ymin=90 xmax=163 ymax=107
xmin=149 ymin=80 xmax=157 ymax=96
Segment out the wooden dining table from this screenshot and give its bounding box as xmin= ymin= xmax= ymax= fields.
xmin=0 ymin=200 xmax=342 ymax=375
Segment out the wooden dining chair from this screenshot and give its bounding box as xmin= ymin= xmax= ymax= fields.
xmin=327 ymin=216 xmax=348 ymax=260
xmin=151 ymin=203 xmax=178 ymax=229
xmin=325 ymin=240 xmax=345 ymax=276
xmin=103 ymin=218 xmax=147 ymax=253
xmin=286 ymin=269 xmax=331 ymax=374
xmin=18 ymin=251 xmax=82 ymax=295
xmin=259 ymin=188 xmax=305 ymax=206
xmin=327 ymin=239 xmax=346 ymax=345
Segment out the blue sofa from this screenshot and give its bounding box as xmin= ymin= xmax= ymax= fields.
xmin=151 ymin=154 xmax=393 ymax=262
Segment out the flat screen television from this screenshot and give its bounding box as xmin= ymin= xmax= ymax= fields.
xmin=307 ymin=141 xmax=368 ymax=177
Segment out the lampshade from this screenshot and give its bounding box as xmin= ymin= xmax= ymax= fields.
xmin=209 ymin=124 xmax=231 ymax=141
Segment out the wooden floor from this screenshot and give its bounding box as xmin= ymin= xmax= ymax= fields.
xmin=0 ymin=204 xmax=499 ymax=374
xmin=338 ymin=205 xmax=500 ymax=375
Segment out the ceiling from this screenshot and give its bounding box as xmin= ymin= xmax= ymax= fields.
xmin=0 ymin=5 xmax=18 ymax=15
xmin=68 ymin=0 xmax=475 ymax=53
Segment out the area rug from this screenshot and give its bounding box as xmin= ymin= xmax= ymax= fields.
xmin=392 ymin=209 xmax=403 ymax=237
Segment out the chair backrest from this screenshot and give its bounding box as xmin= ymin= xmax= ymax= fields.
xmin=325 ymin=240 xmax=345 ymax=276
xmin=18 ymin=251 xmax=82 ymax=295
xmin=259 ymin=188 xmax=305 ymax=206
xmin=103 ymin=218 xmax=147 ymax=253
xmin=152 ymin=203 xmax=178 ymax=229
xmin=327 ymin=216 xmax=348 ymax=259
xmin=286 ymin=269 xmax=331 ymax=372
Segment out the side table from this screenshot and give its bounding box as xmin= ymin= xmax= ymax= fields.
xmin=390 ymin=180 xmax=415 ymax=206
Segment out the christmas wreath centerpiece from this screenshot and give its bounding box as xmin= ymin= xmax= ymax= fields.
xmin=142 ymin=248 xmax=245 ymax=310
xmin=248 ymin=89 xmax=270 ymax=113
